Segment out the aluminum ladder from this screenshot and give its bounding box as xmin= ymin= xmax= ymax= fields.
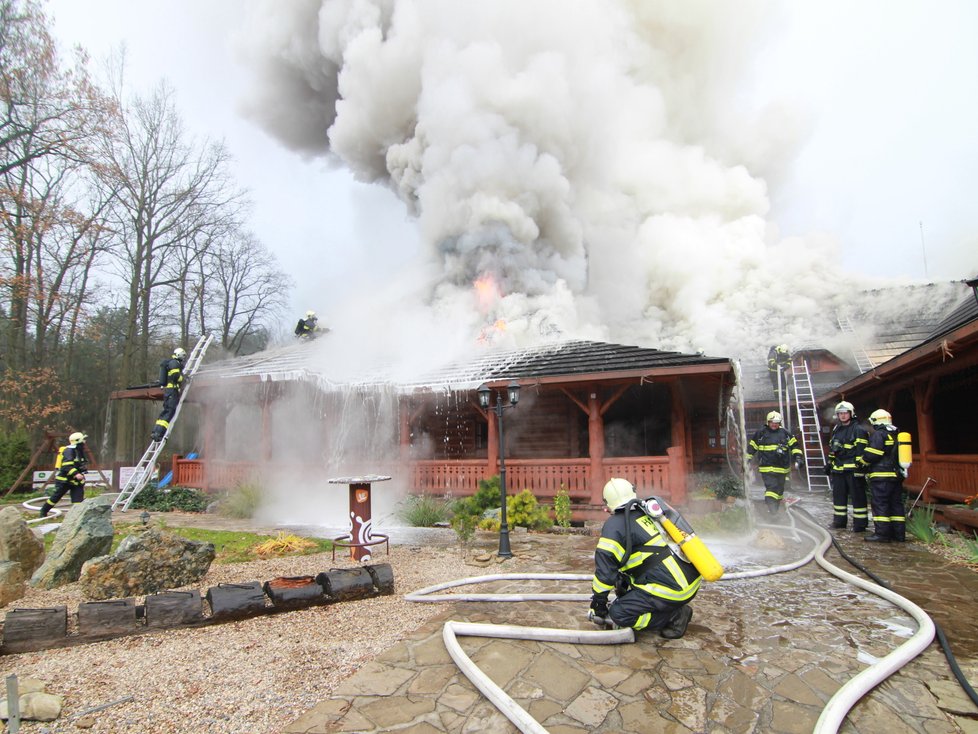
xmin=836 ymin=310 xmax=875 ymax=373
xmin=112 ymin=333 xmax=213 ymax=511
xmin=790 ymin=358 xmax=831 ymax=492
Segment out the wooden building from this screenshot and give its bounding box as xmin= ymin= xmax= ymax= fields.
xmin=176 ymin=340 xmax=736 ymax=516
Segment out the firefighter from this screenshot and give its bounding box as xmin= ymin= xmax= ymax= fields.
xmin=825 ymin=401 xmax=869 ymax=531
xmin=767 ymin=344 xmax=791 ymax=393
xmin=857 ymin=409 xmax=906 ymax=542
xmin=588 ymin=478 xmax=701 ymax=638
xmin=39 ymin=432 xmax=88 ymax=517
xmin=295 ymin=310 xmax=329 ymax=339
xmin=151 ymin=347 xmax=186 ymax=442
xmin=747 ymin=411 xmax=803 ymax=514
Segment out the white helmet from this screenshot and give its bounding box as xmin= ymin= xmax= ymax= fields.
xmin=173 ymin=347 xmax=186 ymax=359
xmin=69 ymin=431 xmax=87 ymax=444
xmin=306 ymin=310 xmax=316 ymax=319
xmin=834 ymin=401 xmax=854 ymax=415
xmin=766 ymin=411 xmax=783 ymax=424
xmin=603 ymin=478 xmax=637 ymax=511
xmin=869 ymin=409 xmax=892 ymax=427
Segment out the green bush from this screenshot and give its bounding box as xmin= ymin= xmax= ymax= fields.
xmin=130 ymin=485 xmax=209 ymax=513
xmin=506 ymin=488 xmax=553 ymax=531
xmin=689 ymin=471 xmax=744 ymax=500
xmin=907 ymin=504 xmax=937 ymax=542
xmin=451 ymin=512 xmax=478 ymax=547
xmin=218 ymin=480 xmax=263 ymax=519
xmin=398 ymin=493 xmax=453 ymax=527
xmin=0 ymin=428 xmax=32 ymax=492
xmin=553 ymin=486 xmax=571 ymax=528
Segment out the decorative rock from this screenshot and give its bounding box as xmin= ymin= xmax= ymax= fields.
xmin=0 ymin=506 xmax=45 ymax=576
xmin=30 ymin=498 xmax=114 ymax=590
xmin=75 ymin=714 xmax=96 ymax=728
xmin=0 ymin=560 xmax=25 ymax=607
xmin=0 ymin=691 xmax=64 ymax=721
xmin=78 ymin=528 xmax=215 ymax=600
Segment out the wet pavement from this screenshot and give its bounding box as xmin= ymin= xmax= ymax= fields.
xmin=281 ymin=491 xmax=978 ymax=734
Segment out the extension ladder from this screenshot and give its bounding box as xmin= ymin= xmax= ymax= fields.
xmin=836 ymin=311 xmax=875 ymax=373
xmin=790 ymin=359 xmax=831 ymax=492
xmin=112 ymin=334 xmax=213 ymax=511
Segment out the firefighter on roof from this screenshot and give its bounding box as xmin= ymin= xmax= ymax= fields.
xmin=767 ymin=344 xmax=791 ymax=393
xmin=39 ymin=432 xmax=88 ymax=517
xmin=295 ymin=310 xmax=329 ymax=339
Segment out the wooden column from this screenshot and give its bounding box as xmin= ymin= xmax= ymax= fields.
xmin=913 ymin=377 xmax=937 ymax=498
xmin=260 ymin=394 xmax=274 ymax=462
xmin=486 ymin=409 xmax=499 ymax=473
xmin=398 ymin=398 xmax=411 ymax=461
xmin=588 ymin=390 xmax=605 ymax=505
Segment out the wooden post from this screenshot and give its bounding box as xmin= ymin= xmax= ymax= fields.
xmin=588 ymin=390 xmax=605 ymax=505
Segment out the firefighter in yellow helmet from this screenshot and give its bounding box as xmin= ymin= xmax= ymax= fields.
xmin=588 ymin=478 xmax=701 ymax=638
xmin=294 ymin=310 xmax=329 ymax=340
xmin=826 ymin=401 xmax=869 ymax=531
xmin=856 ymin=409 xmax=905 ymax=542
xmin=767 ymin=344 xmax=791 ymax=393
xmin=747 ymin=411 xmax=803 ymax=514
xmin=39 ymin=432 xmax=88 ymax=517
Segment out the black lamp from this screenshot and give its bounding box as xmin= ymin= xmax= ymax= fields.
xmin=476 ymin=381 xmax=521 ymax=557
xmin=967 ymin=276 xmax=978 ymax=307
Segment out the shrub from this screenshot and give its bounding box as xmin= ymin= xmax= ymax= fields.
xmin=398 ymin=493 xmax=453 ymax=527
xmin=0 ymin=428 xmax=32 ymax=492
xmin=219 ymin=480 xmax=263 ymax=519
xmin=688 ymin=472 xmax=744 ymax=500
xmin=451 ymin=512 xmax=478 ymax=548
xmin=553 ymin=486 xmax=571 ymax=528
xmin=507 ymin=488 xmax=553 ymax=530
xmin=907 ymin=504 xmax=937 ymax=542
xmin=130 ymin=485 xmax=209 ymax=512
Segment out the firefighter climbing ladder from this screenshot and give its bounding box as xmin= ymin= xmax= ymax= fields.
xmin=112 ymin=334 xmax=213 ymax=512
xmin=790 ymin=359 xmax=831 ymax=492
xmin=836 ymin=311 xmax=875 ymax=373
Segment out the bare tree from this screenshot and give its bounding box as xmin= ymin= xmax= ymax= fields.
xmin=204 ymin=231 xmax=291 ymax=355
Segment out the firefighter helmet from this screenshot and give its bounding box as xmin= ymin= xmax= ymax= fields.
xmin=173 ymin=347 xmax=186 ymax=359
xmin=834 ymin=401 xmax=854 ymax=415
xmin=69 ymin=432 xmax=87 ymax=444
xmin=776 ymin=344 xmax=789 ymax=353
xmin=603 ymin=477 xmax=637 ymax=510
xmin=869 ymin=409 xmax=892 ymax=427
xmin=766 ymin=411 xmax=783 ymax=424
xmin=306 ymin=310 xmax=316 ymax=319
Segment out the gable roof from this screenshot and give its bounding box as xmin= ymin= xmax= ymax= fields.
xmin=195 ymin=338 xmax=731 ymax=393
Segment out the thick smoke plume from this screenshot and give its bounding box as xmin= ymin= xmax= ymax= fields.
xmin=237 ymin=0 xmax=937 ymax=361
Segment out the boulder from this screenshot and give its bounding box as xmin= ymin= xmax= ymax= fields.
xmin=0 ymin=505 xmax=45 ymax=576
xmin=30 ymin=497 xmax=114 ymax=590
xmin=79 ymin=527 xmax=215 ymax=600
xmin=0 ymin=560 xmax=26 ymax=606
xmin=0 ymin=691 xmax=63 ymax=721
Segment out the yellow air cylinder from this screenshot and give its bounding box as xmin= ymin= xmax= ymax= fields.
xmin=898 ymin=431 xmax=913 ymax=474
xmin=659 ymin=517 xmax=725 ymax=582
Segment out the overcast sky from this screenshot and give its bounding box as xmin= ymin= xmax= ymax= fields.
xmin=48 ymin=0 xmax=978 ymax=344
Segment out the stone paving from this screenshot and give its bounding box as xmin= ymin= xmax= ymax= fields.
xmin=283 ymin=496 xmax=978 ymax=734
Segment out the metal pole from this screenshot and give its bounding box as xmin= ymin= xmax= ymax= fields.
xmin=6 ymin=674 xmax=20 ymax=733
xmin=496 ymin=393 xmax=512 ymax=558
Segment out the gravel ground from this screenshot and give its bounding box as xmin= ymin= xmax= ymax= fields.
xmin=0 ymin=534 xmax=525 ymax=733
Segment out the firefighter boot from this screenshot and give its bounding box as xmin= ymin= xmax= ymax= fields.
xmin=38 ymin=500 xmax=52 ymax=518
xmin=892 ymin=523 xmax=906 ymax=542
xmin=660 ymin=605 xmax=693 ymax=639
xmin=864 ymin=524 xmax=892 ymax=542
xmin=150 ymin=426 xmax=165 ymax=442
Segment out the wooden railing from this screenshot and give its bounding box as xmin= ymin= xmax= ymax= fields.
xmin=174 ymin=455 xmax=681 ymax=503
xmin=910 ymin=455 xmax=978 ymax=503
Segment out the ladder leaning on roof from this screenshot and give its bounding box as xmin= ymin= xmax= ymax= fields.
xmin=112 ymin=334 xmax=213 ymax=512
xmin=790 ymin=358 xmax=831 ymax=492
xmin=835 ymin=310 xmax=875 ymax=373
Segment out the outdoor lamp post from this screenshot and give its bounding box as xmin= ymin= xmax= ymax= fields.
xmin=477 ymin=380 xmax=521 ymax=558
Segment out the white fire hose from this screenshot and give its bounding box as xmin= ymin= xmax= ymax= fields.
xmin=406 ymin=508 xmax=936 ymax=734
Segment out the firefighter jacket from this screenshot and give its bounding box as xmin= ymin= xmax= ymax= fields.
xmin=857 ymin=426 xmax=901 ymax=480
xmin=591 ymin=500 xmax=701 ymax=605
xmin=747 ymin=425 xmax=802 ymax=474
xmin=767 ymin=346 xmax=790 ymax=375
xmin=55 ymin=444 xmax=87 ymax=485
xmin=159 ymin=357 xmax=184 ymax=391
xmin=827 ymin=421 xmax=868 ymax=473
xmin=295 ymin=317 xmax=318 ymax=337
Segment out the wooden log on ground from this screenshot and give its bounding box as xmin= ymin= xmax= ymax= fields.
xmin=2 ymin=607 xmax=68 ymax=652
xmin=78 ymin=598 xmax=138 ymax=637
xmin=145 ymin=590 xmax=204 ymax=627
xmin=205 ymin=582 xmax=267 ymax=620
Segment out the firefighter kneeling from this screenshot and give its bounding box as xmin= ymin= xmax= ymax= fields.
xmin=588 ymin=478 xmax=717 ymax=638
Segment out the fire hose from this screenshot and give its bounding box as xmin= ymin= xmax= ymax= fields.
xmin=406 ymin=508 xmax=939 ymax=734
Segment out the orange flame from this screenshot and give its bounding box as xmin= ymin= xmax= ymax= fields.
xmin=473 ymin=273 xmax=501 ymax=313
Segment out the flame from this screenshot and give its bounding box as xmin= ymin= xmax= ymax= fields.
xmin=473 ymin=273 xmax=501 ymax=313
xmin=477 ymin=318 xmax=507 ymax=345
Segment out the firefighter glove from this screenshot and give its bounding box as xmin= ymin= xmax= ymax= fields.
xmin=794 ymin=458 xmax=803 ymax=470
xmin=823 ymin=465 xmax=833 ymax=476
xmin=589 ymin=594 xmax=609 ymax=619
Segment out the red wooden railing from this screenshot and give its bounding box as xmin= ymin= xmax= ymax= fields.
xmin=173 ymin=455 xmax=681 ymax=503
xmin=908 ymin=455 xmax=978 ymax=503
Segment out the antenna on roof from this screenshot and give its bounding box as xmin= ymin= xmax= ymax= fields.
xmin=919 ymin=221 xmax=930 ymax=278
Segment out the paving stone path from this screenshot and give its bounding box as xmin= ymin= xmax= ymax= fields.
xmin=276 ymin=497 xmax=978 ymax=733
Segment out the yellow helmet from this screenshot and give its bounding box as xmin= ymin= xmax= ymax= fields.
xmin=603 ymin=478 xmax=637 ymax=511
xmin=869 ymin=409 xmax=892 ymax=427
xmin=172 ymin=347 xmax=186 ymax=359
xmin=766 ymin=411 xmax=783 ymax=424
xmin=306 ymin=310 xmax=316 ymax=319
xmin=69 ymin=431 xmax=87 ymax=444
xmin=776 ymin=344 xmax=789 ymax=353
xmin=834 ymin=401 xmax=854 ymax=415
